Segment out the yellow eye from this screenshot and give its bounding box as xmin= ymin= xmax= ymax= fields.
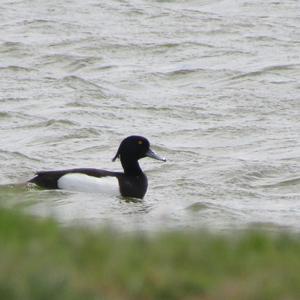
xmin=138 ymin=140 xmax=143 ymax=145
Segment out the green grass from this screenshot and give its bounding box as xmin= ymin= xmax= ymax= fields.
xmin=0 ymin=208 xmax=300 ymax=300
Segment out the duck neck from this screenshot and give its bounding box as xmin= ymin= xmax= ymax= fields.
xmin=120 ymin=157 xmax=143 ymax=176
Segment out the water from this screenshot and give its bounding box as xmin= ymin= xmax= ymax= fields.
xmin=0 ymin=0 xmax=300 ymax=231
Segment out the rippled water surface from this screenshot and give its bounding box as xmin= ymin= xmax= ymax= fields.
xmin=1 ymin=0 xmax=300 ymax=231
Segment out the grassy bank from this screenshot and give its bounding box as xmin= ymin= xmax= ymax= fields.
xmin=0 ymin=208 xmax=299 ymax=300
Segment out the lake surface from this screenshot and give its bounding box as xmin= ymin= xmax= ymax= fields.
xmin=1 ymin=0 xmax=300 ymax=231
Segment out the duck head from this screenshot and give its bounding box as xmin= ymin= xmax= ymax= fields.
xmin=112 ymin=136 xmax=166 ymax=163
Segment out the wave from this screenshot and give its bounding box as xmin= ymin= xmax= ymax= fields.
xmin=229 ymin=63 xmax=300 ymax=80
xmin=0 ymin=65 xmax=35 ymax=72
xmin=0 ymin=149 xmax=41 ymax=162
xmin=260 ymin=177 xmax=300 ymax=188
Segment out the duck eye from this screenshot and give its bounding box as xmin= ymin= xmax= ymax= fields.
xmin=138 ymin=140 xmax=143 ymax=145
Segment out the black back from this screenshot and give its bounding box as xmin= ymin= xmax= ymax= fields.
xmin=29 ymin=168 xmax=119 ymax=189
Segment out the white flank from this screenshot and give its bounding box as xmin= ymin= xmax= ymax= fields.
xmin=57 ymin=173 xmax=119 ymax=195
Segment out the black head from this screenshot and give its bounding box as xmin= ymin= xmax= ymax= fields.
xmin=112 ymin=136 xmax=166 ymax=163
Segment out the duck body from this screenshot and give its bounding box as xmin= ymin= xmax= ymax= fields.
xmin=29 ymin=168 xmax=147 ymax=198
xmin=28 ymin=136 xmax=165 ymax=198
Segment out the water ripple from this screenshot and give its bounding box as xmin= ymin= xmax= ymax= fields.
xmin=0 ymin=0 xmax=300 ymax=231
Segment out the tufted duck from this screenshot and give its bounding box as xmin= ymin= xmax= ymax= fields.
xmin=28 ymin=135 xmax=166 ymax=198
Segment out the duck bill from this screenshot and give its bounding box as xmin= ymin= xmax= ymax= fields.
xmin=146 ymin=148 xmax=166 ymax=162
